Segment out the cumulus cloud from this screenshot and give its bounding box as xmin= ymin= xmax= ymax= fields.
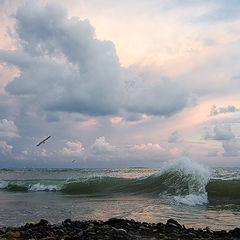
xmin=131 ymin=143 xmax=164 ymax=152
xmin=129 ymin=142 xmax=167 ymax=162
xmin=91 ymin=136 xmax=115 ymax=155
xmin=222 ymin=140 xmax=240 ymax=157
xmin=213 ymin=124 xmax=234 ymax=140
xmin=125 ymin=78 xmax=189 ymax=117
xmin=168 ymin=130 xmax=183 ymax=143
xmin=205 ymin=124 xmax=234 ymax=141
xmin=209 ymin=105 xmax=239 ymax=116
xmin=0 ymin=141 xmax=13 ymax=155
xmin=61 ymin=141 xmax=85 ymax=156
xmin=0 ymin=1 xmax=189 ymax=119
xmin=0 ymin=119 xmax=19 ymax=139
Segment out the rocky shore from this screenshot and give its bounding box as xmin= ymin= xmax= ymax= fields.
xmin=0 ymin=218 xmax=240 ymax=240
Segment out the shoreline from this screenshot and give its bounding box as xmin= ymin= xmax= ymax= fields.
xmin=0 ymin=218 xmax=240 ymax=239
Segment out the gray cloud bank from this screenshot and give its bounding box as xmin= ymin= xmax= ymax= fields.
xmin=0 ymin=1 xmax=189 ymax=119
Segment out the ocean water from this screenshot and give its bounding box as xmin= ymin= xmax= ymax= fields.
xmin=0 ymin=156 xmax=240 ymax=230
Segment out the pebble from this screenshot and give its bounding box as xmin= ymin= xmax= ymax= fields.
xmin=0 ymin=218 xmax=239 ymax=239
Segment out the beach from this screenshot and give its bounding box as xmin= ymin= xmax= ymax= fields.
xmin=1 ymin=159 xmax=240 ymax=238
xmin=1 ymin=1 xmax=240 ymax=238
xmin=1 ymin=218 xmax=240 ymax=239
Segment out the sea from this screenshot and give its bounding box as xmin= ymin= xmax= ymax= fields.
xmin=0 ymin=156 xmax=240 ymax=230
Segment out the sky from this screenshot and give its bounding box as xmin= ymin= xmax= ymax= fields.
xmin=1 ymin=0 xmax=240 ymax=168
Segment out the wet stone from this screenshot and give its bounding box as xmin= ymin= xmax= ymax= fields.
xmin=231 ymin=227 xmax=240 ymax=238
xmin=0 ymin=218 xmax=239 ymax=239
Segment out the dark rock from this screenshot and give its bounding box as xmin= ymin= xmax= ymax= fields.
xmin=106 ymin=218 xmax=122 ymax=224
xmin=230 ymin=227 xmax=240 ymax=238
xmin=63 ymin=218 xmax=72 ymax=226
xmin=0 ymin=218 xmax=238 ymax=240
xmin=166 ymin=218 xmax=182 ymax=229
xmin=40 ymin=219 xmax=50 ymax=225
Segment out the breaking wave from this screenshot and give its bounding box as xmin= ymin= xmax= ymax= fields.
xmin=1 ymin=157 xmax=240 ymax=206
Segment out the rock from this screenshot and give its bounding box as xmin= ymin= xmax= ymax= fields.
xmin=139 ymin=225 xmax=150 ymax=231
xmin=205 ymin=226 xmax=214 ymax=234
xmin=112 ymin=227 xmax=128 ymax=234
xmin=86 ymin=226 xmax=94 ymax=231
xmin=230 ymin=227 xmax=240 ymax=238
xmin=6 ymin=227 xmax=18 ymax=231
xmin=39 ymin=219 xmax=50 ymax=225
xmin=0 ymin=218 xmax=238 ymax=239
xmin=166 ymin=219 xmax=182 ymax=229
xmin=6 ymin=231 xmax=21 ymax=239
xmin=40 ymin=237 xmax=56 ymax=240
xmin=63 ymin=219 xmax=72 ymax=226
xmin=0 ymin=228 xmax=6 ymax=234
xmin=168 ymin=232 xmax=180 ymax=239
xmin=106 ymin=218 xmax=121 ymax=224
xmin=28 ymin=221 xmax=35 ymax=225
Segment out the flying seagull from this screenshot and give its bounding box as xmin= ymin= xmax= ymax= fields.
xmin=36 ymin=136 xmax=51 ymax=147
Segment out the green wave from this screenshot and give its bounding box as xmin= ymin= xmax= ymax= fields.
xmin=206 ymin=179 xmax=240 ymax=199
xmin=62 ymin=170 xmax=207 ymax=196
xmin=1 ymin=173 xmax=240 ymax=201
xmin=6 ymin=183 xmax=28 ymax=192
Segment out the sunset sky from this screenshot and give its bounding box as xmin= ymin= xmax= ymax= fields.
xmin=1 ymin=0 xmax=240 ymax=168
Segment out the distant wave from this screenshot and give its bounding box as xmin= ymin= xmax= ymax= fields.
xmin=0 ymin=179 xmax=61 ymax=192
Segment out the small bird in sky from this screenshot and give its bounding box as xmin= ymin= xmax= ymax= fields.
xmin=72 ymin=159 xmax=76 ymax=163
xmin=36 ymin=136 xmax=51 ymax=147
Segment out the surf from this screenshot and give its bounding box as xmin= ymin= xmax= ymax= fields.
xmin=1 ymin=157 xmax=240 ymax=205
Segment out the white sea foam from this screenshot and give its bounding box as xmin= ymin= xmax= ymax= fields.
xmin=160 ymin=156 xmax=210 ymax=183
xmin=159 ymin=156 xmax=210 ymax=206
xmin=174 ymin=193 xmax=208 ymax=206
xmin=29 ymin=183 xmax=60 ymax=191
xmin=0 ymin=180 xmax=8 ymax=189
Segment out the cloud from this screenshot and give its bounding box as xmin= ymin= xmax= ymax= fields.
xmin=207 ymin=149 xmax=218 ymax=157
xmin=213 ymin=124 xmax=234 ymax=140
xmin=91 ymin=136 xmax=115 ymax=154
xmin=61 ymin=141 xmax=85 ymax=156
xmin=22 ymin=150 xmax=28 ymax=155
xmin=0 ymin=1 xmax=190 ymax=119
xmin=0 ymin=141 xmax=13 ymax=155
xmin=204 ymin=122 xmax=239 ymax=157
xmin=129 ymin=142 xmax=167 ymax=162
xmin=195 ymin=2 xmax=240 ymax=23
xmin=205 ymin=124 xmax=234 ymax=141
xmin=222 ymin=140 xmax=240 ymax=157
xmin=40 ymin=149 xmax=47 ymax=157
xmin=209 ymin=105 xmax=239 ymax=116
xmin=0 ymin=119 xmax=19 ymax=139
xmin=125 ymin=78 xmax=189 ymax=117
xmin=131 ymin=143 xmax=164 ymax=152
xmin=168 ymin=130 xmax=183 ymax=143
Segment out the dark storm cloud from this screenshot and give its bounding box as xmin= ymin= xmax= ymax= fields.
xmin=0 ymin=1 xmax=189 ymax=118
